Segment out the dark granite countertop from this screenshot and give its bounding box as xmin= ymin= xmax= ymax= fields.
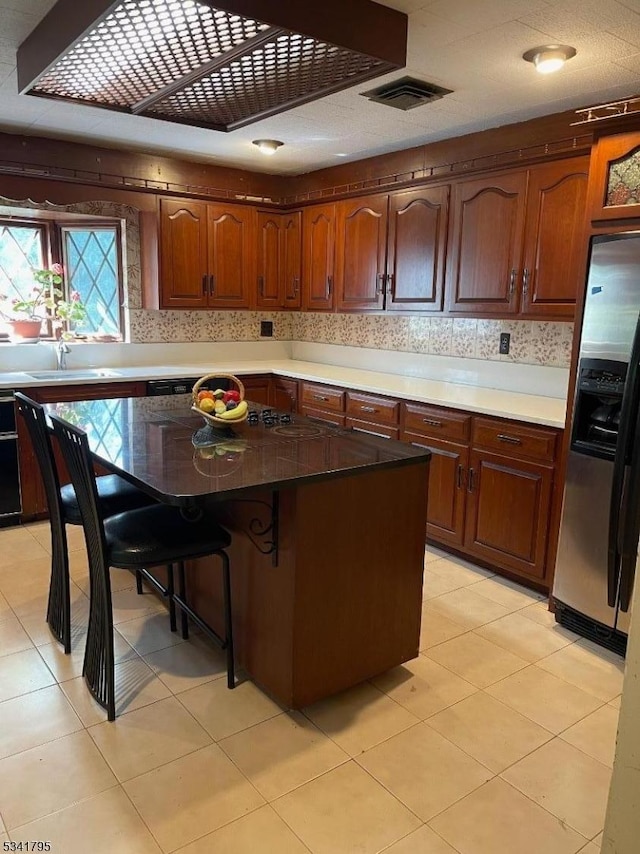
xmin=45 ymin=394 xmax=431 ymax=506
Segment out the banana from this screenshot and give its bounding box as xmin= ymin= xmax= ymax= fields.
xmin=216 ymin=400 xmax=248 ymax=421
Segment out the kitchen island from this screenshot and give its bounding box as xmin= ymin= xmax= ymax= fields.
xmin=46 ymin=393 xmax=431 ymax=708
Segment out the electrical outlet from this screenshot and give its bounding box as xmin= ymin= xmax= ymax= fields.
xmin=260 ymin=320 xmax=273 ymax=337
xmin=499 ymin=332 xmax=511 ymax=354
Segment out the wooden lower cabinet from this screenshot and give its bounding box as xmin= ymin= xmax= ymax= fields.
xmin=241 ymin=375 xmax=271 ymax=406
xmin=400 ymin=401 xmax=559 ymax=588
xmin=272 ymin=377 xmax=298 ymax=413
xmin=464 ymin=449 xmax=553 ymax=581
xmin=402 ymin=430 xmax=468 ymax=547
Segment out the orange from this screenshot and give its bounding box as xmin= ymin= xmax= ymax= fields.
xmin=198 ymin=390 xmax=214 ymax=402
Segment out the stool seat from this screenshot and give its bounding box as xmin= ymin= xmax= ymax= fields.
xmin=61 ymin=475 xmax=153 ymax=525
xmin=105 ymin=504 xmax=231 ymax=568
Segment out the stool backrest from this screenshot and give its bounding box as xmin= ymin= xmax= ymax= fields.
xmin=15 ymin=393 xmax=64 ymax=530
xmin=49 ymin=414 xmax=112 ymax=621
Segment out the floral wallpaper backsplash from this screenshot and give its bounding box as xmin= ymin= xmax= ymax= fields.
xmin=128 ymin=309 xmax=573 ymax=368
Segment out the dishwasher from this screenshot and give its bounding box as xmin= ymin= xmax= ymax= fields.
xmin=0 ymin=392 xmax=22 ymax=523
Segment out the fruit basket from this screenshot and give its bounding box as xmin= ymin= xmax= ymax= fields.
xmin=191 ymin=373 xmax=248 ymax=426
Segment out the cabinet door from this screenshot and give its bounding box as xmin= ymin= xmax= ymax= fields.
xmin=464 ymin=449 xmax=553 ymax=581
xmin=387 ymin=186 xmax=449 ymax=312
xmin=256 ymin=212 xmax=281 ymax=308
xmin=207 ymin=204 xmax=253 ymax=308
xmin=272 ymin=378 xmax=298 ymax=413
xmin=402 ymin=430 xmax=467 ymax=547
xmin=587 ymin=131 xmax=640 ymax=222
xmin=302 ymin=204 xmax=336 ymax=311
xmin=281 ymin=212 xmax=302 ymax=309
xmin=159 ymin=199 xmax=208 ymax=308
xmin=241 ymin=375 xmax=271 ymax=406
xmin=336 ymin=194 xmax=388 ymax=311
xmin=521 ymin=158 xmax=589 ymax=319
xmin=446 ymin=173 xmax=527 ymax=314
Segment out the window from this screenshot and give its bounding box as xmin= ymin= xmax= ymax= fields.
xmin=0 ymin=215 xmax=124 ymax=339
xmin=61 ymin=226 xmax=122 ymax=337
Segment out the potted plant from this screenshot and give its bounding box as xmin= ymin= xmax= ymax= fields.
xmin=0 ymin=264 xmax=87 ymax=342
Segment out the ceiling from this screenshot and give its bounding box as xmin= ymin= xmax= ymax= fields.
xmin=1 ymin=0 xmax=640 ymax=175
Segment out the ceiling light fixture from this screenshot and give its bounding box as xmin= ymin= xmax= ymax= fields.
xmin=252 ymin=139 xmax=283 ymax=155
xmin=17 ymin=0 xmax=407 ymax=133
xmin=522 ymin=44 xmax=577 ymax=74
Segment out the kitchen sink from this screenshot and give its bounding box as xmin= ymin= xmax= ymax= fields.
xmin=27 ymin=369 xmax=124 ymax=380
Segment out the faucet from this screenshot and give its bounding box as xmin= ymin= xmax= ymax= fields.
xmin=56 ymin=338 xmax=70 ymax=371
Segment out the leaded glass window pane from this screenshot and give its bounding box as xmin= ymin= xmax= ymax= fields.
xmin=606 ymin=148 xmax=640 ymax=207
xmin=63 ymin=226 xmax=121 ymax=336
xmin=0 ymin=224 xmax=46 ymax=306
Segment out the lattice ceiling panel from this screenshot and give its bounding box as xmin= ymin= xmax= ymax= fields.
xmin=32 ymin=1 xmax=270 ymax=108
xmin=145 ymin=33 xmax=389 ymax=127
xmin=18 ymin=0 xmax=406 ymax=131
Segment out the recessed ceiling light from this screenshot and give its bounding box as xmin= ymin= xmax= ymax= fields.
xmin=252 ymin=139 xmax=284 ymax=156
xmin=523 ymin=44 xmax=577 ymax=74
xmin=334 ymin=152 xmax=348 ymax=157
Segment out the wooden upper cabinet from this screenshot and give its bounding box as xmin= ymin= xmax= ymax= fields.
xmin=587 ymin=131 xmax=640 ymax=222
xmin=160 ymin=198 xmax=253 ymax=309
xmin=302 ymin=204 xmax=336 ymax=311
xmin=336 ymin=194 xmax=388 ymax=311
xmin=207 ymin=204 xmax=253 ymax=308
xmin=257 ymin=212 xmax=281 ymax=307
xmin=446 ymin=172 xmax=528 ymax=314
xmin=159 ymin=199 xmax=209 ymax=308
xmin=387 ymin=186 xmax=449 ymax=312
xmin=256 ymin=210 xmax=302 ymax=309
xmin=281 ymin=211 xmax=302 ymax=309
xmin=521 ymin=157 xmax=589 ymax=318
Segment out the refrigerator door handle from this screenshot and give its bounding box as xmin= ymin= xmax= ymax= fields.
xmin=618 ymin=401 xmax=640 ymax=612
xmin=608 ymin=313 xmax=640 ymax=607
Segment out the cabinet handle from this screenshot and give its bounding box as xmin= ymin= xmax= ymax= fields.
xmin=209 ymin=274 xmax=215 ymax=296
xmin=386 ymin=273 xmax=394 ymax=296
xmin=293 ymin=276 xmax=300 ymax=297
xmin=202 ymin=275 xmax=208 ymax=296
xmin=360 ymin=405 xmax=378 ymax=413
xmin=508 ymin=269 xmax=516 ymax=299
xmin=258 ymin=276 xmax=264 ymax=297
xmin=522 ymin=268 xmax=530 ymax=297
xmin=326 ymin=275 xmax=333 ymax=299
xmin=422 ymin=418 xmax=442 ymax=427
xmin=497 ymin=433 xmax=523 ymax=445
xmin=314 ymin=394 xmax=329 ymax=401
xmin=468 ymin=467 xmax=475 ymax=493
xmin=457 ymin=464 xmax=465 ymax=489
xmin=376 ymin=273 xmax=386 ymax=295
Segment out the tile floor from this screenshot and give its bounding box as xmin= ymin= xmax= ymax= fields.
xmin=0 ymin=525 xmax=623 ymax=854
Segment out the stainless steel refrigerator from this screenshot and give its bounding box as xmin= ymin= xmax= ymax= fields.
xmin=553 ymin=232 xmax=640 ymax=656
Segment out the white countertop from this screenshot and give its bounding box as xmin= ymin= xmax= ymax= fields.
xmin=0 ymin=358 xmax=567 ymax=429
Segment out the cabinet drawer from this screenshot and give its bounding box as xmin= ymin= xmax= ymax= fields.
xmin=300 ymin=406 xmax=346 ymax=427
xmin=301 ymin=382 xmax=345 ymax=413
xmin=346 ymin=391 xmax=399 ymax=426
xmin=346 ymin=417 xmax=399 ymax=439
xmin=403 ymin=402 xmax=471 ymax=442
xmin=472 ymin=418 xmax=557 ymax=462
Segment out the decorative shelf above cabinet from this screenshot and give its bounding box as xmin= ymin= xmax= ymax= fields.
xmin=159 ymin=197 xmax=254 ymax=309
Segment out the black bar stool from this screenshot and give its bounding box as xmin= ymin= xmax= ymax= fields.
xmin=15 ymin=393 xmax=156 ymax=653
xmin=50 ymin=414 xmax=235 ymax=721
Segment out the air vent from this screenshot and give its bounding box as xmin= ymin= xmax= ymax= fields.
xmin=361 ymin=76 xmax=452 ymax=111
